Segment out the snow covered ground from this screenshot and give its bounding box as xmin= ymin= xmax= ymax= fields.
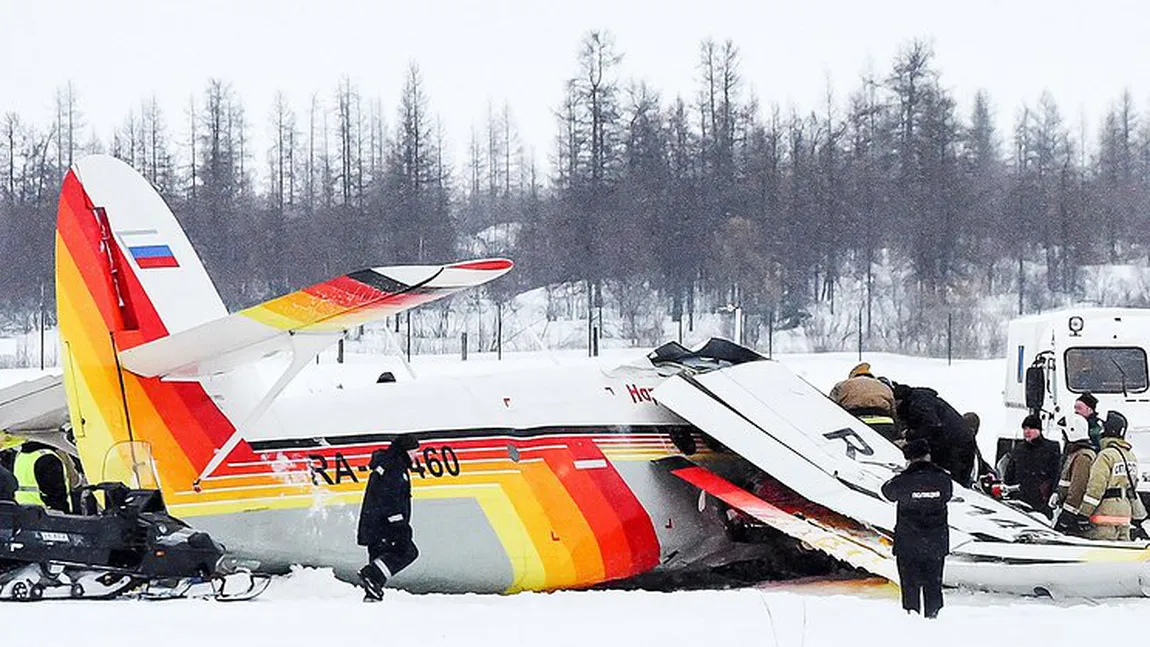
xmin=12 ymin=568 xmax=1150 ymax=647
xmin=5 ymin=348 xmax=1150 ymax=646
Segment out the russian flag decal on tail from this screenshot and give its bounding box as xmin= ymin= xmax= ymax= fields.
xmin=129 ymin=244 xmax=180 ymax=268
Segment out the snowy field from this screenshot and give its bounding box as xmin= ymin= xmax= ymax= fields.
xmin=5 ymin=348 xmax=1150 ymax=646
xmin=10 ymin=568 xmax=1150 ymax=647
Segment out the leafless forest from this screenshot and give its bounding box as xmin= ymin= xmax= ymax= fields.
xmin=3 ymin=35 xmax=1149 ymax=355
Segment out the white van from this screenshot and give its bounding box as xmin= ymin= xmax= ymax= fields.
xmin=1000 ymin=307 xmax=1150 ymax=496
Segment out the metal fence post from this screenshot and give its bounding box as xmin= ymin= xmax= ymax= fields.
xmin=947 ymin=312 xmax=953 ymax=366
xmin=857 ymin=308 xmax=863 ymax=361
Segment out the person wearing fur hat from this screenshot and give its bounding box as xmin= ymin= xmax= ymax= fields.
xmin=1078 ymin=411 xmax=1148 ymax=540
xmin=357 ymin=435 xmax=421 ymax=600
xmin=1052 ymin=416 xmax=1097 ymax=536
xmin=881 ymin=439 xmax=953 ymax=618
xmin=1074 ymin=392 xmax=1103 ymax=451
xmin=828 ymin=362 xmax=898 ymax=442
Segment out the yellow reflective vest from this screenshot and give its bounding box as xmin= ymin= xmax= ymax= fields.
xmin=13 ymin=449 xmax=66 ymax=507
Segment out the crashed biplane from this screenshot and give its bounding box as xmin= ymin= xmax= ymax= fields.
xmin=2 ymin=155 xmax=1148 ymax=599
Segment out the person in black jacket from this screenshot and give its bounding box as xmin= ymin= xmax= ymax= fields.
xmin=893 ymin=384 xmax=976 ymax=488
xmin=881 ymin=439 xmax=953 ymax=618
xmin=963 ymin=411 xmax=997 ymax=482
xmin=1003 ymin=414 xmax=1061 ymax=518
xmin=357 ymin=435 xmax=421 ymax=601
xmin=0 ymin=462 xmax=15 ymax=502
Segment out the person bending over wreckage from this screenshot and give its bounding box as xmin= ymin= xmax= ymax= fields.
xmin=892 ymin=384 xmax=977 ymax=488
xmin=357 ymin=435 xmax=421 ymax=601
xmin=829 ymin=362 xmax=898 ymax=442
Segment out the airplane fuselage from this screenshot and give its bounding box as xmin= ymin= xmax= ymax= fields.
xmin=173 ymin=361 xmax=760 ymax=592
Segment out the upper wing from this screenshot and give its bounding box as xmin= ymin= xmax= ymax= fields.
xmin=652 ymin=359 xmax=1056 ymax=543
xmin=118 ymin=258 xmax=512 ymax=379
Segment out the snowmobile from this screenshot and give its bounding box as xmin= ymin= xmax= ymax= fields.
xmin=0 ymin=483 xmax=270 ymax=601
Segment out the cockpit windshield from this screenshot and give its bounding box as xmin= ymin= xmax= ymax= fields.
xmin=1064 ymin=346 xmax=1149 ymax=394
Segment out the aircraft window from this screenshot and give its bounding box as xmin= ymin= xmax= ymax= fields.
xmin=1064 ymin=347 xmax=1149 ymax=394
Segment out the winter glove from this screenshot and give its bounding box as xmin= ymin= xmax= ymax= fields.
xmin=1135 ymin=519 xmax=1150 ymax=541
xmin=978 ymin=474 xmax=1000 ymax=496
xmin=1053 ymin=512 xmax=1092 ymax=535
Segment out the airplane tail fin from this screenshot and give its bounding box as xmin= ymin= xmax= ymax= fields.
xmin=56 ymin=155 xmax=237 ymax=490
xmin=57 ymin=155 xmax=515 ymax=512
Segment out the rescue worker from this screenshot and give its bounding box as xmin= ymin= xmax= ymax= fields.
xmin=1002 ymin=414 xmax=1061 ymax=518
xmin=1077 ymin=411 xmax=1148 ymax=540
xmin=881 ymin=439 xmax=952 ymax=619
xmin=13 ymin=441 xmax=71 ymax=512
xmin=828 ymin=362 xmax=898 ymax=442
xmin=892 ymin=384 xmax=977 ymax=488
xmin=1074 ymin=392 xmax=1103 ymax=451
xmin=1052 ymin=416 xmax=1096 ymax=536
xmin=357 ymin=435 xmax=421 ymax=601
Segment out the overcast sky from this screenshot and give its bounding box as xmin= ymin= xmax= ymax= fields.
xmin=4 ymin=0 xmax=1148 ymax=179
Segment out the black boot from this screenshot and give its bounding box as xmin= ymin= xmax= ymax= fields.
xmin=358 ymin=563 xmax=387 ymax=601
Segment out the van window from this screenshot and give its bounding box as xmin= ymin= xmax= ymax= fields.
xmin=1064 ymin=347 xmax=1149 ymax=394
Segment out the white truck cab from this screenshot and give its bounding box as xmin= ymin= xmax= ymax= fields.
xmin=1000 ymin=307 xmax=1150 ymax=496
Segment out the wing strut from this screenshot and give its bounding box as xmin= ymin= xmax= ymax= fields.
xmin=192 ymin=332 xmax=338 ymax=490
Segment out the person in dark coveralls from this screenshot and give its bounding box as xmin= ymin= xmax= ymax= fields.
xmin=357 ymin=435 xmax=421 ymax=601
xmin=962 ymin=411 xmax=997 ymax=482
xmin=0 ymin=462 xmax=16 ymax=502
xmin=881 ymin=439 xmax=953 ymax=618
xmin=892 ymin=384 xmax=976 ymax=488
xmin=1002 ymin=414 xmax=1061 ymax=517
